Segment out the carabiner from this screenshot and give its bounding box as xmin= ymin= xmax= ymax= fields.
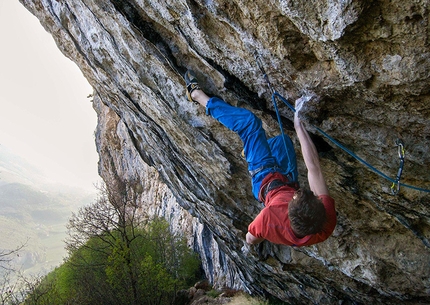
xmin=396 ymin=139 xmax=405 ymax=160
xmin=253 ymin=51 xmax=276 ymax=95
xmin=391 ymin=181 xmax=401 ymax=195
xmin=253 ymin=51 xmax=266 ymax=74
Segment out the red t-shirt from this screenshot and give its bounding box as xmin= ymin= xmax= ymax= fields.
xmin=248 ymin=172 xmax=336 ymax=246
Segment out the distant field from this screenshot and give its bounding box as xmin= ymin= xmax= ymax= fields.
xmin=0 ymin=183 xmax=95 ymax=276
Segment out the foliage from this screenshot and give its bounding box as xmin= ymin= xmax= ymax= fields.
xmin=206 ymin=289 xmax=222 ymax=299
xmin=22 ymin=182 xmax=201 ymax=305
xmin=138 ymin=255 xmax=178 ymax=305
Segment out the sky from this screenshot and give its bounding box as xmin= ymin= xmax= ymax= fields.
xmin=0 ymin=1 xmax=100 ymax=191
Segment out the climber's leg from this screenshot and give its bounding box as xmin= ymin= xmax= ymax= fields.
xmin=190 ymin=87 xmax=276 ymax=172
xmin=188 ymin=74 xmax=277 ymax=199
xmin=205 ymin=97 xmax=279 ymax=199
xmin=205 ymin=97 xmax=276 ymax=170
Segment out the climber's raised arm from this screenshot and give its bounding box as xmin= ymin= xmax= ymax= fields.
xmin=293 ymin=114 xmax=329 ymax=196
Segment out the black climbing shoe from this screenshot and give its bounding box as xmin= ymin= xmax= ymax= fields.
xmin=184 ymin=70 xmax=201 ymax=103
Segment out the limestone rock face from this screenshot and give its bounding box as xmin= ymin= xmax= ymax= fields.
xmin=21 ymin=0 xmax=430 ymax=303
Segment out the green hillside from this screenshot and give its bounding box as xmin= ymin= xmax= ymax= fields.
xmin=0 ymin=145 xmax=96 ymax=275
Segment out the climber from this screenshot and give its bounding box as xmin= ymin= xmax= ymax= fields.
xmin=184 ymin=70 xmax=336 ymax=247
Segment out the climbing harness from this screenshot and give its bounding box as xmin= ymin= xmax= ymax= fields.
xmin=253 ymin=52 xmax=430 ymax=195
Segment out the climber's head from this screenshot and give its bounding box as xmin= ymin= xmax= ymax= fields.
xmin=288 ymin=188 xmax=327 ymax=238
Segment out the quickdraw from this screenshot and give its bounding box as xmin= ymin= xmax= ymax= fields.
xmin=391 ymin=139 xmax=405 ymax=195
xmin=253 ymin=52 xmax=430 ymax=195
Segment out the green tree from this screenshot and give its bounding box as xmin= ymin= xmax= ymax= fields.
xmin=24 ymin=180 xmax=201 ymax=305
xmin=139 ymin=255 xmax=177 ymax=305
xmin=65 ymin=181 xmax=142 ymax=304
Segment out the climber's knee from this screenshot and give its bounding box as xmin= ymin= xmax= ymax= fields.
xmin=233 ymin=111 xmax=262 ymax=136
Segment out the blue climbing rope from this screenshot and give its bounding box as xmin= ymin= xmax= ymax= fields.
xmin=254 ymin=52 xmax=430 ymax=194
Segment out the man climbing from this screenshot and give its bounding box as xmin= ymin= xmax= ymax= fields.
xmin=184 ymin=70 xmax=336 ymax=247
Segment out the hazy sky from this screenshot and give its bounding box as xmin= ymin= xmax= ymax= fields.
xmin=0 ymin=1 xmax=100 ymax=191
